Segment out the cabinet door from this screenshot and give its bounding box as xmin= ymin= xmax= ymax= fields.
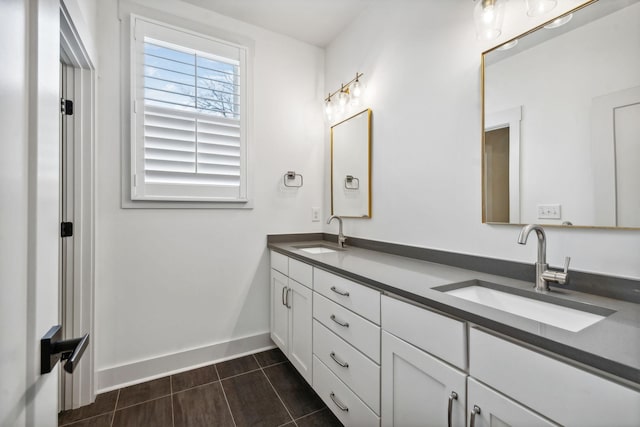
xmin=270 ymin=269 xmax=289 ymax=354
xmin=288 ymin=279 xmax=313 ymax=384
xmin=467 ymin=378 xmax=559 ymax=427
xmin=381 ymin=331 xmax=466 ymax=427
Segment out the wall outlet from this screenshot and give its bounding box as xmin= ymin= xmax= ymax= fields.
xmin=537 ymin=204 xmax=561 ymax=219
xmin=311 ymin=207 xmax=320 ymax=222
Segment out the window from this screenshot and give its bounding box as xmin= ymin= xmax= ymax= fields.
xmin=130 ymin=17 xmax=248 ymax=202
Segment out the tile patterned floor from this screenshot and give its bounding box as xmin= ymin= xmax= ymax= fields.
xmin=58 ymin=348 xmax=343 ymax=427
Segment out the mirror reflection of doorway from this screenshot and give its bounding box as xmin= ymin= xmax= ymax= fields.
xmin=485 ymin=127 xmax=510 ymax=223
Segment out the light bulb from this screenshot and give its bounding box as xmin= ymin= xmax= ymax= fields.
xmin=474 ymin=0 xmax=505 ymax=41
xmin=324 ymin=94 xmax=333 ymax=120
xmin=351 ymin=79 xmax=362 ymax=98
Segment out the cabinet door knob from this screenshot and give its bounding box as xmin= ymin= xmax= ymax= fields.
xmin=448 ymin=391 xmax=458 ymax=427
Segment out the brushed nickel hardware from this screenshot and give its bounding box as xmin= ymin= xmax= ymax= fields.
xmin=470 ymin=405 xmax=481 ymax=427
xmin=282 ymin=287 xmax=287 ymax=306
xmin=330 ymin=314 xmax=349 ymax=328
xmin=330 ymin=392 xmax=349 ymax=411
xmin=448 ymin=391 xmax=458 ymax=427
xmin=286 ymin=288 xmax=292 ymax=309
xmin=518 ymin=224 xmax=571 ymax=292
xmin=327 ymin=215 xmax=346 ymax=247
xmin=330 ymin=286 xmax=350 ymax=297
xmin=330 ymin=351 xmax=349 ymax=368
xmin=283 ymin=171 xmax=303 ymax=188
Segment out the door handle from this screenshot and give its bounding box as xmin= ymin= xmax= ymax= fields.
xmin=41 ymin=325 xmax=89 ymax=374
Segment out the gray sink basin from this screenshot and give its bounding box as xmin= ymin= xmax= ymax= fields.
xmin=435 ymin=280 xmax=615 ymax=332
xmin=293 ymin=244 xmax=344 ymax=254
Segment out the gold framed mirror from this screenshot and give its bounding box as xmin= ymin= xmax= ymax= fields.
xmin=482 ymin=0 xmax=640 ymax=229
xmin=331 ymin=109 xmax=372 ymax=217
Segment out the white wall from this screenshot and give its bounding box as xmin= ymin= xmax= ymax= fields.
xmin=485 ymin=4 xmax=640 ymax=226
xmin=324 ymin=0 xmax=640 ymax=279
xmin=95 ymin=0 xmax=324 ymax=390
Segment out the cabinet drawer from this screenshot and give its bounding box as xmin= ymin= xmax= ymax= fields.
xmin=313 ymin=356 xmax=380 ymax=427
xmin=314 ymin=293 xmax=381 ymax=363
xmin=313 ymin=320 xmax=380 ymax=414
xmin=314 ymin=268 xmax=381 ymax=324
xmin=270 ymin=251 xmax=288 ymax=275
xmin=289 ymin=258 xmax=312 ymax=288
xmin=381 ymin=295 xmax=466 ymax=370
xmin=470 ymin=328 xmax=640 ymax=427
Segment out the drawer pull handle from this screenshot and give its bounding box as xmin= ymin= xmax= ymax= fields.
xmin=330 ymin=351 xmax=349 ymax=368
xmin=281 ymin=287 xmax=287 ymax=306
xmin=470 ymin=405 xmax=481 ymax=427
xmin=448 ymin=391 xmax=458 ymax=427
xmin=330 ymin=392 xmax=349 ymax=412
xmin=286 ymin=288 xmax=292 ymax=309
xmin=330 ymin=314 xmax=349 ymax=328
xmin=330 ymin=286 xmax=350 ymax=297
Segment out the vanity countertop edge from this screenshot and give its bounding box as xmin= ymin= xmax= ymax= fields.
xmin=268 ymin=238 xmax=640 ymax=387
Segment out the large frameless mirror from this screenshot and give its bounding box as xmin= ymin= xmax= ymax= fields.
xmin=482 ymin=0 xmax=640 ymax=228
xmin=331 ymin=109 xmax=372 ymax=218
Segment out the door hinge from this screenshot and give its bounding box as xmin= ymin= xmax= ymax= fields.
xmin=60 ymin=98 xmax=74 ymax=116
xmin=61 ymin=222 xmax=73 ymax=238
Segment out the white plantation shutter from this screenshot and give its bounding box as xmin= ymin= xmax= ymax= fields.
xmin=131 ymin=17 xmax=248 ymax=202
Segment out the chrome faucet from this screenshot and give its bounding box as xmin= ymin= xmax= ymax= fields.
xmin=327 ymin=215 xmax=346 ymax=247
xmin=517 ymin=224 xmax=571 ymax=292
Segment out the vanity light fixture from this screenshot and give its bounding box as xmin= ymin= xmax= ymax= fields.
xmin=324 ymin=72 xmax=365 ymax=120
xmin=544 ymin=13 xmax=573 ymax=29
xmin=474 ymin=0 xmax=559 ymax=41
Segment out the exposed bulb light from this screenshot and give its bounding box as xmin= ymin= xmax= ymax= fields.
xmin=349 ymin=74 xmax=363 ymax=107
xmin=544 ymin=13 xmax=573 ymax=29
xmin=324 ymin=72 xmax=365 ymax=121
xmin=474 ymin=0 xmax=505 ymax=41
xmin=525 ymin=0 xmax=557 ymax=17
xmin=324 ymin=93 xmax=333 ymax=120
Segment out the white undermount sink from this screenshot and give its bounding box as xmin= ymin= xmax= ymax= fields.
xmin=293 ymin=244 xmax=343 ymax=254
xmin=438 ymin=281 xmax=614 ymax=332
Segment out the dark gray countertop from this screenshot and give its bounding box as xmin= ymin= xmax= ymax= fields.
xmin=268 ymin=239 xmax=640 ymax=386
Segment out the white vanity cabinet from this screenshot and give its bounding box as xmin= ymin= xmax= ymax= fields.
xmin=269 ymin=251 xmax=313 ymax=383
xmin=466 ymin=378 xmax=559 ymax=427
xmin=469 ymin=328 xmax=640 ymax=427
xmin=312 ymin=268 xmax=381 ymax=426
xmin=381 ymin=295 xmax=467 ymax=427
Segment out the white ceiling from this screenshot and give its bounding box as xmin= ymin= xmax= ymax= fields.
xmin=181 ymin=0 xmax=376 ymax=47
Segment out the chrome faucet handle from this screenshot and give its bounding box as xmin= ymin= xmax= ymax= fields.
xmin=541 ymin=256 xmax=571 ymax=285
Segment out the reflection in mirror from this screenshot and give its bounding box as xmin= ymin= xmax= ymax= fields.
xmin=331 ymin=109 xmax=371 ymax=217
xmin=482 ymin=0 xmax=640 ymax=228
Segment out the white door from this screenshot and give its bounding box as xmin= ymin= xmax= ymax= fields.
xmin=0 ymin=0 xmax=61 ymax=426
xmin=466 ymin=378 xmax=559 ymax=427
xmin=381 ymin=331 xmax=467 ymax=427
xmin=613 ymin=101 xmax=640 ymax=227
xmin=287 ymin=279 xmax=313 ymax=384
xmin=270 ymin=269 xmax=289 ymax=353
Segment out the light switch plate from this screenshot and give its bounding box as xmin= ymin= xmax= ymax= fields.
xmin=537 ymin=204 xmax=561 ymax=219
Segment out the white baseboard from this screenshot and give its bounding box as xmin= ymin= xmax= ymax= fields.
xmin=96 ymin=332 xmax=274 ymax=393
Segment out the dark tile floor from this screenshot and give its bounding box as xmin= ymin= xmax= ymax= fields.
xmin=58 ymin=348 xmax=343 ymax=427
